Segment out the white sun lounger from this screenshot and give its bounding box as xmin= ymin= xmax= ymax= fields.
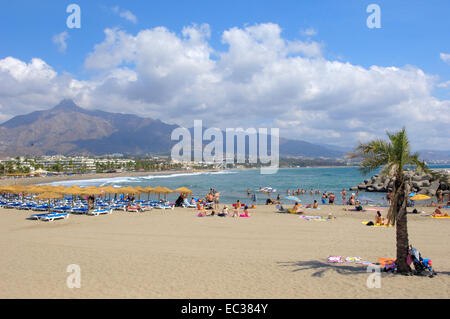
xmin=40 ymin=213 xmax=69 ymax=222
xmin=86 ymin=209 xmax=112 ymax=216
xmin=154 ymin=204 xmax=175 ymax=210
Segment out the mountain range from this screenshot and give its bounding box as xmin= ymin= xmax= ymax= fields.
xmin=0 ymin=100 xmax=446 ymax=161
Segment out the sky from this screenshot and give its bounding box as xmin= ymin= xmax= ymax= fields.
xmin=0 ymin=0 xmax=449 ymax=150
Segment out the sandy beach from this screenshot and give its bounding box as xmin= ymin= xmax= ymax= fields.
xmin=0 ymin=204 xmax=448 ymax=299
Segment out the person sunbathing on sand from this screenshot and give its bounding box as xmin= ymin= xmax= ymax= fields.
xmin=374 ymin=211 xmax=391 ymax=225
xmin=313 ymin=200 xmax=319 ymax=209
xmin=432 ymin=207 xmax=448 ymax=217
xmin=240 ymin=206 xmax=250 ymax=217
xmin=293 ymin=202 xmax=303 ymax=213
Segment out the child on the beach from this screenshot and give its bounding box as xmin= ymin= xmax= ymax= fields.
xmin=232 ymin=200 xmax=240 ymax=217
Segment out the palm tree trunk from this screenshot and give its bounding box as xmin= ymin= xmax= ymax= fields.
xmin=394 ymin=174 xmax=411 ymax=273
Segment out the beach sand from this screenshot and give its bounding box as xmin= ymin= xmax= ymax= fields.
xmin=0 ymin=204 xmax=448 ymax=299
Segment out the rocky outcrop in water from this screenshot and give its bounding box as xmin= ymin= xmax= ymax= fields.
xmin=352 ymin=169 xmax=450 ymax=196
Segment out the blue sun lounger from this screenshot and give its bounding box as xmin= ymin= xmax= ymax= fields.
xmin=71 ymin=207 xmax=88 ymax=214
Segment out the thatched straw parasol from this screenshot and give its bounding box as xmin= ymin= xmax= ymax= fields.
xmin=36 ymin=192 xmax=64 ymax=212
xmin=174 ymin=187 xmax=193 ymax=194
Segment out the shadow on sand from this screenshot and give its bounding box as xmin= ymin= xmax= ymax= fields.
xmin=278 ymin=260 xmax=449 ymax=278
xmin=277 ymin=260 xmax=373 ymax=278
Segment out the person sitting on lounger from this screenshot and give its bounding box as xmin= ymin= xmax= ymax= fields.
xmin=432 ymin=207 xmax=448 ymax=217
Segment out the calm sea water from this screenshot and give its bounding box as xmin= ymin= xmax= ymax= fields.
xmin=48 ymin=165 xmax=450 ymax=205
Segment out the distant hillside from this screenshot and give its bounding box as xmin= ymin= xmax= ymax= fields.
xmin=0 ymin=99 xmax=351 ymax=159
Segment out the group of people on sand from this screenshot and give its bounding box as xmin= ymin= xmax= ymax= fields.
xmin=321 ymin=192 xmax=336 ymax=204
xmin=197 ymin=199 xmax=251 ymax=218
xmin=365 ymin=211 xmax=393 ymax=226
xmin=204 ymin=188 xmax=220 ymax=210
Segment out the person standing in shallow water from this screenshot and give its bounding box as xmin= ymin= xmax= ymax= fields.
xmin=341 ymin=189 xmax=347 ymax=205
xmin=214 ymin=192 xmax=220 ymax=210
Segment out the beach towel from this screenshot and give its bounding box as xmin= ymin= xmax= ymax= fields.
xmin=430 ymin=216 xmax=450 ymax=219
xmin=327 ymin=256 xmax=344 ymax=263
xmin=362 ymin=221 xmax=393 ymax=227
xmin=345 ymin=257 xmax=362 ymax=263
xmin=299 ymin=215 xmax=327 ymax=221
xmin=378 ymin=258 xmax=396 ymax=267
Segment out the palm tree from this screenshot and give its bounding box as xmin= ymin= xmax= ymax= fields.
xmin=348 ymin=127 xmax=427 ymax=273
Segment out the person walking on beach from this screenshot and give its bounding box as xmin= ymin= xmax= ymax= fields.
xmin=232 ymin=200 xmax=240 ymax=217
xmin=341 ymin=189 xmax=347 ymax=205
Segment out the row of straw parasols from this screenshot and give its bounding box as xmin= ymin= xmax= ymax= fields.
xmin=0 ymin=185 xmax=193 ymax=201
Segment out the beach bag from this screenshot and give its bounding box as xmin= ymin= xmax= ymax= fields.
xmin=366 ymin=221 xmax=374 ymax=226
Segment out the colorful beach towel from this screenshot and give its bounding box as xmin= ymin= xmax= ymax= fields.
xmin=362 ymin=221 xmax=393 ymax=227
xmin=345 ymin=257 xmax=362 ymax=263
xmin=327 ymin=256 xmax=373 ymax=265
xmin=328 ymin=256 xmax=344 ymax=263
xmin=299 ymin=215 xmax=327 ymax=221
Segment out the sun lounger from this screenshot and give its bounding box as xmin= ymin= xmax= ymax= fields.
xmin=126 ymin=205 xmax=141 ymax=212
xmin=153 ymin=204 xmax=175 ymax=210
xmin=86 ymin=209 xmax=112 ymax=216
xmin=40 ymin=213 xmax=69 ymax=221
xmin=29 ymin=212 xmax=50 ymax=220
xmin=110 ymin=204 xmax=126 ymax=211
xmin=71 ymin=207 xmax=88 ymax=214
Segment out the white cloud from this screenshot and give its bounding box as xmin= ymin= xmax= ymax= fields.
xmin=437 ymin=80 xmax=450 ymax=88
xmin=0 ymin=23 xmax=449 ymax=151
xmin=440 ymin=53 xmax=450 ymax=64
xmin=52 ymin=31 xmax=70 ymax=53
xmin=112 ymin=6 xmax=137 ymax=24
xmin=301 ymin=28 xmax=317 ymax=36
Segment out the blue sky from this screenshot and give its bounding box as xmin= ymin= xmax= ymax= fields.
xmin=0 ymin=0 xmax=449 ymax=149
xmin=1 ymin=1 xmax=449 ymax=86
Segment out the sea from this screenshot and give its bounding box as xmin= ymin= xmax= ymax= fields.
xmin=47 ymin=165 xmax=450 ymax=205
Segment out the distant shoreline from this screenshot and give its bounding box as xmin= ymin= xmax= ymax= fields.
xmin=0 ymin=169 xmax=222 ymax=186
